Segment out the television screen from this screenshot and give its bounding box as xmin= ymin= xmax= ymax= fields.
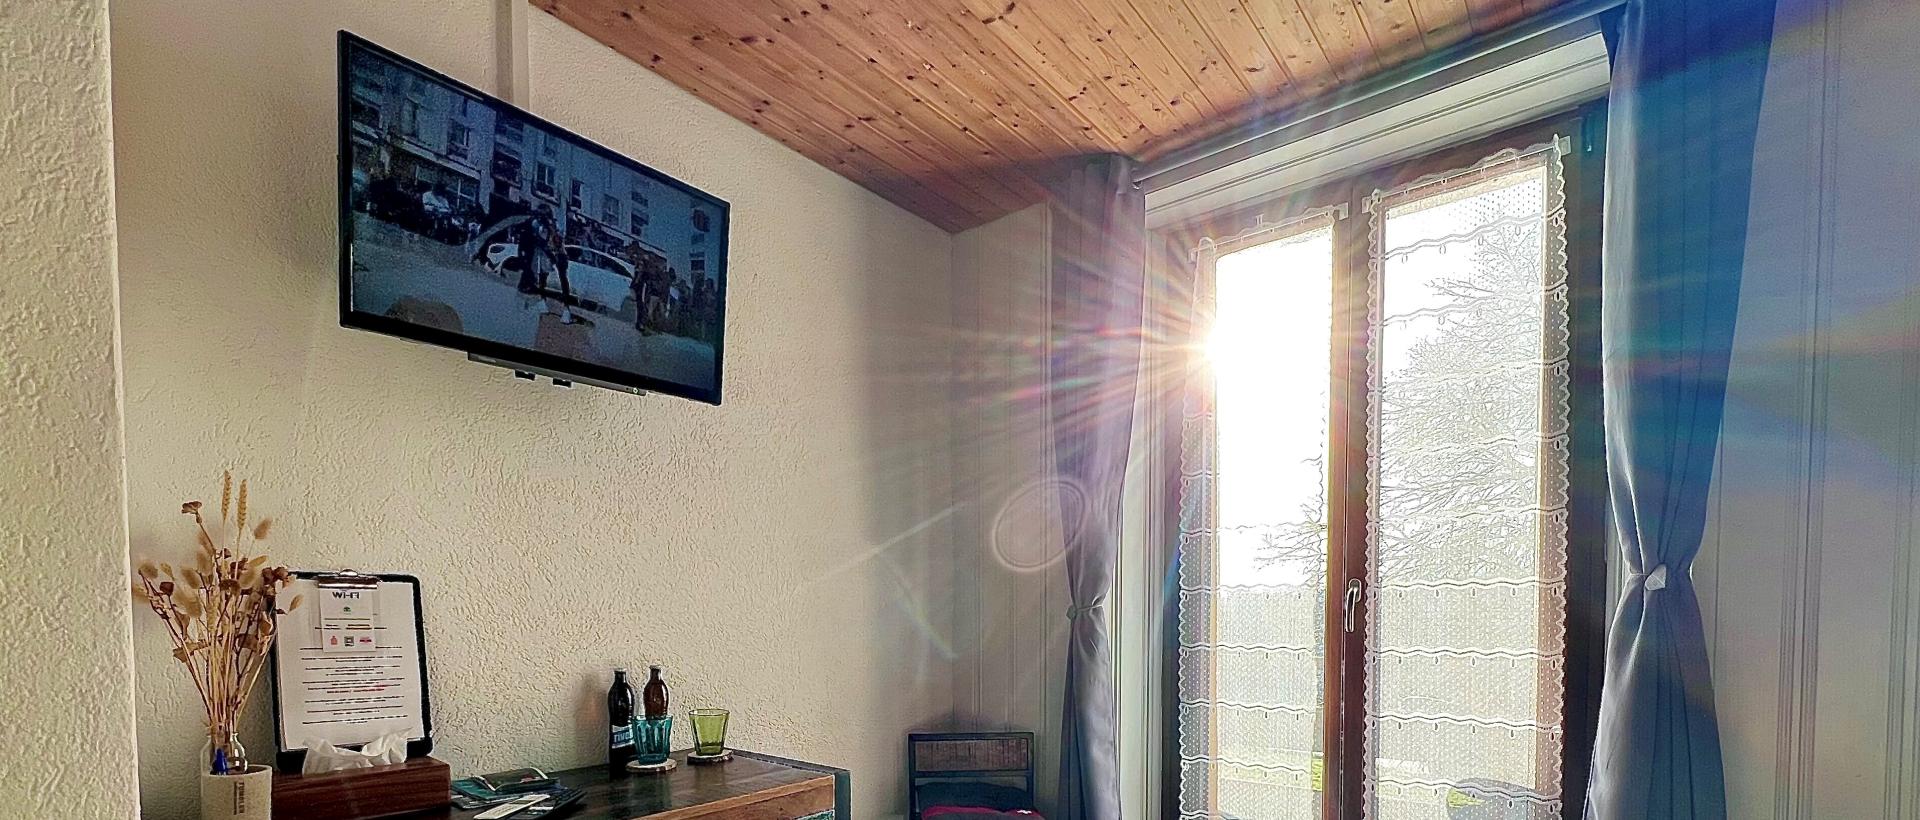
xmin=338 ymin=32 xmax=727 ymax=403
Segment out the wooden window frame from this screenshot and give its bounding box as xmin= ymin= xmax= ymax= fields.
xmin=1154 ymin=102 xmax=1609 ymax=820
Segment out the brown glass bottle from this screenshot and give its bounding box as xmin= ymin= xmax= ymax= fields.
xmin=642 ymin=666 xmax=669 ymax=719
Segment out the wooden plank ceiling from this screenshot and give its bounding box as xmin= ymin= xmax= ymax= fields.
xmin=535 ymin=0 xmax=1559 ymax=232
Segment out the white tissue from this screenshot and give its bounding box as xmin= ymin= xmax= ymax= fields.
xmin=302 ymin=732 xmax=411 ymax=774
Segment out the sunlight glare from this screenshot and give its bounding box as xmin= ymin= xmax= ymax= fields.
xmin=1208 ymin=225 xmax=1335 ymax=589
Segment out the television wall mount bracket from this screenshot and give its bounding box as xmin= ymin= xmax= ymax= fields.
xmin=467 ymin=353 xmax=647 ymax=396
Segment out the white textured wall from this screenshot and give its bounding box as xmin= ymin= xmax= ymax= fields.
xmin=0 ymin=0 xmax=139 ymax=817
xmin=1695 ymin=0 xmax=1920 ymax=815
xmin=948 ymin=205 xmax=1068 ymax=814
xmin=110 ymin=2 xmax=956 ymax=816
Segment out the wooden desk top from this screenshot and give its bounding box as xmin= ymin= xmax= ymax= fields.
xmin=439 ymin=751 xmax=844 ymax=820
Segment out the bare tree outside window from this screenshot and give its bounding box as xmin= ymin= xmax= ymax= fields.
xmin=1178 ymin=145 xmax=1572 ymax=820
xmin=1365 ymin=153 xmax=1569 ymax=820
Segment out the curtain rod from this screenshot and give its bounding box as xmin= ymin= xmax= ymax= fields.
xmin=1134 ymin=0 xmax=1625 ymax=190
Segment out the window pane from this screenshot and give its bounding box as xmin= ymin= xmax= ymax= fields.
xmin=1364 ymin=148 xmax=1570 ymax=819
xmin=1179 ymin=222 xmax=1334 ymax=819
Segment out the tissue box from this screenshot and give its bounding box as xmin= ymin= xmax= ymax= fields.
xmin=271 ymin=757 xmax=449 ymax=820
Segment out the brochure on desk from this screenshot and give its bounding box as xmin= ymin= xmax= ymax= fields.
xmin=269 ymin=572 xmax=433 ymax=770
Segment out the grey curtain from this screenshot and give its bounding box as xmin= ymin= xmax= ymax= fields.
xmin=1588 ymin=0 xmax=1777 ymax=817
xmin=1048 ymin=153 xmax=1145 ymax=820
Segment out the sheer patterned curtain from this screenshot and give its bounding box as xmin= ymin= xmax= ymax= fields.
xmin=1175 ymin=215 xmax=1340 ymax=820
xmin=1362 ymin=144 xmax=1573 ymax=819
xmin=1174 ymin=138 xmax=1580 ymax=819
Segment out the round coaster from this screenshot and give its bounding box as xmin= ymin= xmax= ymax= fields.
xmin=626 ymin=758 xmax=678 ymax=774
xmin=687 ymin=750 xmax=733 ymax=765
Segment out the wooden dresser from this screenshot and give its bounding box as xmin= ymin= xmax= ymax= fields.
xmin=434 ymin=751 xmax=847 ymax=820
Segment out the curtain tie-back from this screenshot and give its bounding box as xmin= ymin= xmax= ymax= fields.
xmin=1067 ymin=596 xmax=1107 ymax=620
xmin=1640 ymin=564 xmax=1669 ymax=591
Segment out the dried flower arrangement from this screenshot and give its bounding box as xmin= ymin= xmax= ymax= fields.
xmin=133 ymin=472 xmax=303 ymax=775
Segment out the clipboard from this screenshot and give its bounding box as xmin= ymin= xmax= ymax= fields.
xmin=269 ymin=570 xmax=434 ymax=772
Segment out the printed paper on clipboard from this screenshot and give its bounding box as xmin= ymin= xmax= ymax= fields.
xmin=270 ymin=571 xmax=431 ymax=757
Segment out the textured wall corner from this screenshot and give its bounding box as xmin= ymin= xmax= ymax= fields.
xmin=109 ymin=1 xmax=956 ymax=816
xmin=0 ymin=0 xmax=139 ymax=816
xmin=948 ymin=205 xmax=1069 ymax=816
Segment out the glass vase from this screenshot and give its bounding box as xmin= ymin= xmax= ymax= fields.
xmin=203 ymin=729 xmax=248 ymax=775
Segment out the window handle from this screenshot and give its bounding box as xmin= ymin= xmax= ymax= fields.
xmin=1343 ymin=578 xmax=1364 ymax=633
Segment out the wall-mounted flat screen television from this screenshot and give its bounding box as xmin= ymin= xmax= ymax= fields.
xmin=338 ymin=31 xmax=728 ymax=403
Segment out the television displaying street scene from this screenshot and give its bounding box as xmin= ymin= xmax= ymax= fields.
xmin=338 ymin=33 xmax=727 ymax=402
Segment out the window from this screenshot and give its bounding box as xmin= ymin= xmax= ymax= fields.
xmin=348 ymin=96 xmax=382 ymax=132
xmin=602 ymin=194 xmax=622 ymax=227
xmin=347 ymin=65 xmax=384 ymax=132
xmin=399 ymin=101 xmax=421 ymax=139
xmin=497 ymin=117 xmax=524 ymax=145
xmin=1183 ymin=215 xmax=1336 ymax=819
xmin=569 ymin=180 xmax=585 ymax=211
xmin=1167 ymin=109 xmax=1605 ymax=819
xmin=349 ymin=54 xmax=387 ymax=96
xmin=492 ymin=151 xmax=522 ymax=186
xmin=448 ymin=122 xmax=472 ymax=161
xmin=451 ymin=177 xmax=478 ymax=207
xmin=534 ymin=163 xmax=556 ymax=199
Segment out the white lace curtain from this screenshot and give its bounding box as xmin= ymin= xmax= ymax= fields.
xmin=1174 ymin=143 xmax=1573 ymax=820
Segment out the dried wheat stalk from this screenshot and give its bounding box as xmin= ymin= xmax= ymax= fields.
xmin=134 ymin=471 xmax=302 ymax=774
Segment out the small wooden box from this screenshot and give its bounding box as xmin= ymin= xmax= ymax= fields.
xmin=271 ymin=757 xmax=450 ymax=820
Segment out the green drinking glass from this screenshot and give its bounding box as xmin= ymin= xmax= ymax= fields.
xmin=689 ymin=709 xmax=730 ymax=756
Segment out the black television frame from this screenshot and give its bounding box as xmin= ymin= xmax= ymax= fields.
xmin=337 ymin=30 xmax=729 ymax=405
